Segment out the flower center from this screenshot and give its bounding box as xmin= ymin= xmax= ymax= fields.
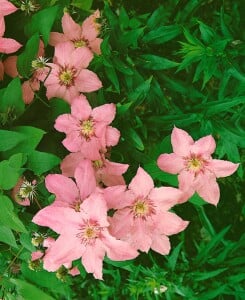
xmin=70 ymin=199 xmax=82 ymax=212
xmin=80 ymin=119 xmax=95 ymax=140
xmin=186 ymin=154 xmax=205 ymax=173
xmin=131 ymin=198 xmax=155 ymax=220
xmin=59 ymin=68 xmax=75 ymax=87
xmin=77 ymin=220 xmax=101 ymax=245
xmin=92 ymin=159 xmax=104 ymax=170
xmin=73 ymin=39 xmax=86 ymax=48
xmin=18 ymin=180 xmax=37 ymax=201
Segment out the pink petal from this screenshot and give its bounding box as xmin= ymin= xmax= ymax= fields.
xmin=62 ymin=13 xmax=82 ymax=41
xmin=0 ymin=37 xmax=22 ymax=54
xmin=71 ymin=47 xmax=93 ymax=69
xmin=195 ymin=172 xmax=220 ymax=206
xmin=49 ymin=32 xmax=68 ymax=46
xmin=149 ymin=187 xmax=185 ymax=210
xmin=68 ymin=266 xmax=80 ymax=276
xmin=71 ymin=95 xmax=92 ymax=120
xmin=61 ymin=152 xmax=85 ymax=177
xmin=62 ymin=130 xmax=82 ymax=152
xmin=0 ymin=0 xmax=18 ymax=16
xmin=208 ymin=159 xmax=239 ymax=178
xmin=129 ymin=220 xmax=152 ymax=252
xmin=92 ymin=103 xmax=116 ymax=124
xmin=109 ymin=209 xmax=133 ymax=238
xmin=156 ymin=211 xmax=189 ymax=235
xmin=31 ymin=251 xmax=43 ymax=261
xmin=81 ymin=241 xmax=105 ymax=279
xmin=43 ymin=234 xmax=85 ymax=272
xmin=89 ymin=38 xmax=102 ymax=55
xmin=102 ymin=230 xmax=138 ymax=261
xmin=191 ymin=135 xmax=216 ymax=156
xmin=171 ymin=127 xmax=194 ymax=156
xmin=157 ymin=153 xmax=185 ymax=174
xmin=79 ymin=137 xmax=102 ymax=160
xmin=178 ymin=170 xmax=195 ymax=199
xmin=104 ymin=185 xmax=131 ymax=209
xmin=81 ymin=10 xmax=101 ymax=41
xmin=45 ymin=174 xmax=79 ymax=205
xmin=22 ymin=80 xmax=35 ymax=104
xmin=43 ymin=237 xmax=55 ymax=248
xmin=105 ymin=160 xmax=129 ymax=176
xmin=75 ymin=159 xmax=96 ymax=200
xmin=54 ymin=42 xmax=75 ymax=66
xmin=105 ymin=126 xmax=120 ymax=147
xmin=75 ymin=69 xmax=102 ymax=93
xmin=128 ymin=167 xmax=154 ymax=198
xmin=151 ymin=234 xmax=171 ymax=255
xmin=0 ymin=16 xmax=4 ymax=36
xmin=54 ymin=114 xmax=78 ymax=134
xmin=3 ymin=55 xmax=18 ymax=77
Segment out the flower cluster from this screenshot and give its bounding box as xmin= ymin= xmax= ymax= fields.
xmin=6 ymin=8 xmax=238 ymax=280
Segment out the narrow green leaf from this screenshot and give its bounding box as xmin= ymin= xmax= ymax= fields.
xmin=128 ymin=77 xmax=152 ymax=106
xmin=0 ymin=195 xmax=27 ymax=232
xmin=194 ymin=268 xmax=227 ymax=281
xmin=137 ymin=54 xmax=179 ymax=70
xmin=143 ymin=25 xmax=181 ymax=44
xmin=124 ymin=128 xmax=144 ymax=151
xmin=167 ymin=242 xmax=183 ymax=271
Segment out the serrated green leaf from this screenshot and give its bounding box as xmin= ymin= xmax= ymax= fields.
xmin=10 ymin=279 xmax=55 ymax=300
xmin=27 ymin=151 xmax=61 ymax=175
xmin=17 ymin=33 xmax=40 ymax=78
xmin=0 ymin=225 xmax=18 ymax=248
xmin=0 ymin=195 xmax=27 ymax=232
xmin=25 ymin=6 xmax=59 ymax=46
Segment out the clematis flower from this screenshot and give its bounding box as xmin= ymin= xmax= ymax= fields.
xmin=43 ymin=42 xmax=102 ymax=104
xmin=157 ymin=127 xmax=239 ymax=206
xmin=49 ymin=11 xmax=102 ymax=55
xmin=54 ymin=95 xmax=120 ymax=160
xmin=105 ymin=167 xmax=188 ymax=254
xmin=0 ymin=0 xmax=18 ymax=17
xmin=44 ymin=159 xmax=97 ymax=212
xmin=32 ymin=193 xmax=138 ymax=279
xmin=12 ymin=177 xmax=37 ymax=206
xmin=0 ymin=16 xmax=21 ymax=54
xmin=61 ymin=152 xmax=128 ymax=186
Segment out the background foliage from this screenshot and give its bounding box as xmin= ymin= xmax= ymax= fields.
xmin=0 ymin=0 xmax=244 ymax=299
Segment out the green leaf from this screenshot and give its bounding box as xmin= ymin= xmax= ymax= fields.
xmin=189 ymin=193 xmax=207 ymax=206
xmin=71 ymin=0 xmax=93 ymax=10
xmin=167 ymin=242 xmax=183 ymax=271
xmin=124 ymin=128 xmax=144 ymax=151
xmin=143 ymin=25 xmax=181 ymax=44
xmin=104 ymin=65 xmax=120 ymax=92
xmin=0 ymin=195 xmax=27 ymax=232
xmin=10 ymin=279 xmax=55 ymax=300
xmin=9 ymin=153 xmax=27 ymax=169
xmin=20 ymin=233 xmax=36 ymax=252
xmin=27 ymin=151 xmax=61 ymax=175
xmin=0 ymin=130 xmax=25 ymax=151
xmin=0 ymin=160 xmax=21 ymax=190
xmin=137 ymin=54 xmax=179 ymax=70
xmin=0 ymin=78 xmax=24 ymax=118
xmin=25 ymin=6 xmax=59 ymax=46
xmin=194 ymin=268 xmax=227 ymax=281
xmin=17 ymin=33 xmax=40 ymax=78
xmin=0 ymin=225 xmax=18 ymax=248
xmin=4 ymin=126 xmax=46 ymax=157
xmin=128 ymin=76 xmax=152 ymax=106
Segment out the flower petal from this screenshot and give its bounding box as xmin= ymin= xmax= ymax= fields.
xmin=61 ymin=152 xmax=85 ymax=177
xmin=104 ymin=185 xmax=132 ymax=209
xmin=191 ymin=135 xmax=216 ymax=156
xmin=54 ymin=114 xmax=78 ymax=134
xmin=49 ymin=32 xmax=68 ymax=46
xmin=0 ymin=37 xmax=22 ymax=54
xmin=171 ymin=127 xmax=194 ymax=156
xmin=156 ymin=211 xmax=189 ymax=235
xmin=92 ymin=103 xmax=116 ymax=124
xmin=151 ymin=234 xmax=171 ymax=255
xmin=0 ymin=0 xmax=18 ymax=16
xmin=157 ymin=153 xmax=185 ymax=174
xmin=129 ymin=167 xmax=154 ymax=198
xmin=208 ymin=159 xmax=239 ymax=178
xmin=75 ymin=69 xmax=102 ymax=93
xmin=62 ymin=130 xmax=82 ymax=152
xmin=71 ymin=46 xmax=93 ymax=69
xmin=54 ymin=42 xmax=75 ymax=66
xmin=71 ymin=95 xmax=92 ymax=120
xmin=62 ymin=13 xmax=82 ymax=41
xmin=105 ymin=126 xmax=120 ymax=147
xmin=149 ymin=187 xmax=184 ymax=210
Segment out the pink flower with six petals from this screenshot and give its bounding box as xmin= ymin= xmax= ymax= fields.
xmin=54 ymin=95 xmax=120 ymax=160
xmin=105 ymin=167 xmax=188 ymax=254
xmin=157 ymin=127 xmax=239 ymax=206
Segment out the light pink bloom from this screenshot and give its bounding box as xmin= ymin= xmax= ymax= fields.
xmin=49 ymin=11 xmax=102 ymax=55
xmin=61 ymin=152 xmax=128 ymax=186
xmin=0 ymin=16 xmax=22 ymax=53
xmin=105 ymin=167 xmax=188 ymax=254
xmin=43 ymin=42 xmax=102 ymax=104
xmin=44 ymin=159 xmax=97 ymax=212
xmin=0 ymin=0 xmax=18 ymax=17
xmin=31 ymin=250 xmax=44 ymax=261
xmin=157 ymin=127 xmax=239 ymax=206
xmin=68 ymin=266 xmax=80 ymax=276
xmin=32 ymin=193 xmax=138 ymax=279
xmin=55 ymin=95 xmax=120 ymax=160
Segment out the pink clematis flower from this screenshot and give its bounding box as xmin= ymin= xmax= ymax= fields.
xmin=0 ymin=16 xmax=21 ymax=54
xmin=54 ymin=95 xmax=120 ymax=160
xmin=0 ymin=0 xmax=18 ymax=17
xmin=44 ymin=159 xmax=97 ymax=212
xmin=157 ymin=127 xmax=239 ymax=206
xmin=61 ymin=152 xmax=128 ymax=186
xmin=49 ymin=11 xmax=102 ymax=55
xmin=43 ymin=42 xmax=102 ymax=104
xmin=105 ymin=167 xmax=188 ymax=254
xmin=32 ymin=193 xmax=138 ymax=279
